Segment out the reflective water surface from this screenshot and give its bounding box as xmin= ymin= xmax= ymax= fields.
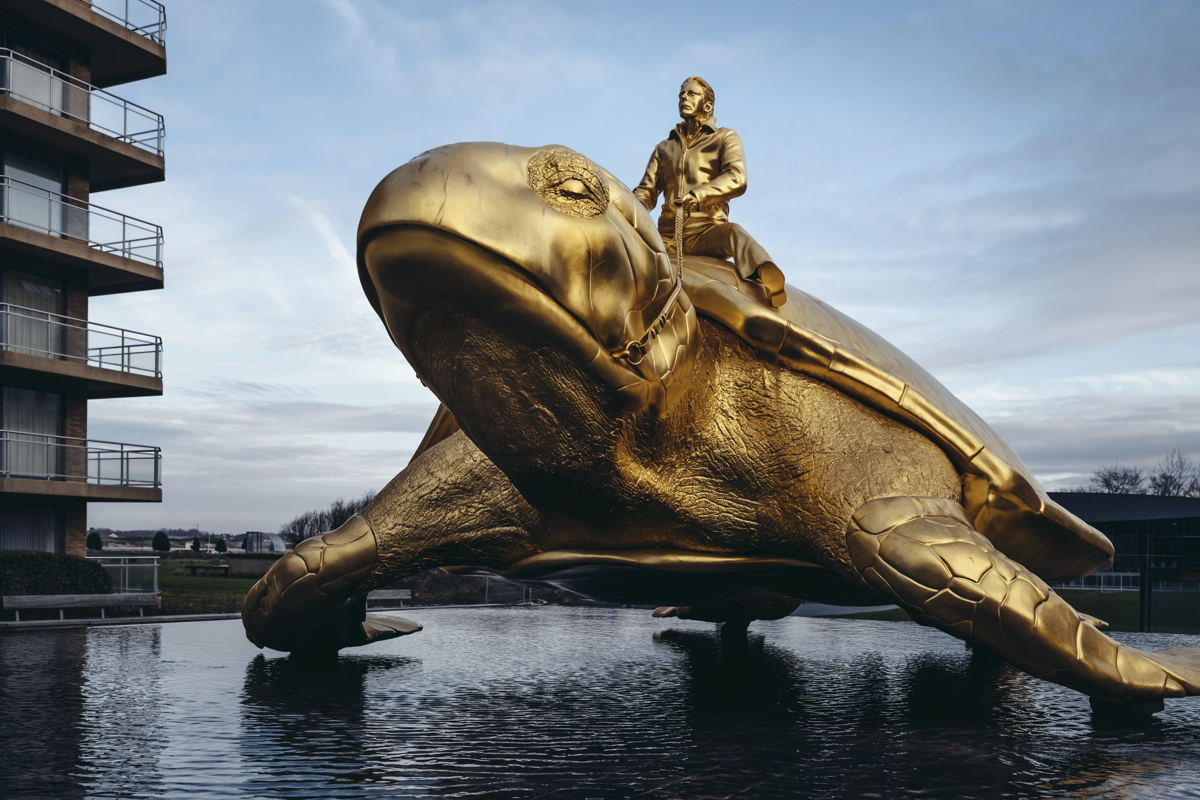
xmin=1 ymin=608 xmax=1199 ymax=799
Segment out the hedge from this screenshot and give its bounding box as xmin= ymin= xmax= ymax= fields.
xmin=0 ymin=550 xmax=112 ymax=595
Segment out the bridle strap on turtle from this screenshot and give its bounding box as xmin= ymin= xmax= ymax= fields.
xmin=674 ymin=198 xmax=687 ymax=274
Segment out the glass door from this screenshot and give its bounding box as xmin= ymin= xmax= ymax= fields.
xmin=2 ymin=153 xmax=65 ymax=236
xmin=2 ymin=37 xmax=66 ymax=115
xmin=0 ymin=387 xmax=63 ymax=479
xmin=1 ymin=268 xmax=65 ymax=358
xmin=0 ymin=505 xmax=62 ymax=552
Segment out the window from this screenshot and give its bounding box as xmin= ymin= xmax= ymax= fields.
xmin=0 ymin=386 xmax=64 ymax=479
xmin=0 ymin=33 xmax=67 ymax=117
xmin=0 ymin=505 xmax=62 ymax=552
xmin=0 ymin=268 xmax=65 ymax=358
xmin=1 ymin=152 xmax=65 ymax=236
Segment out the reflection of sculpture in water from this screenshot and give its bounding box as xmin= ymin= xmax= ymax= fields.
xmin=242 ymin=137 xmax=1200 ymax=715
xmin=634 ymin=76 xmax=787 ymax=308
xmin=240 ymin=654 xmax=417 ymax=790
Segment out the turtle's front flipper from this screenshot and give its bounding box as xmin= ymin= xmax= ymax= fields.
xmin=846 ymin=496 xmax=1200 ymax=705
xmin=242 ymin=430 xmax=541 ymax=654
xmin=241 ymin=514 xmax=421 ymax=654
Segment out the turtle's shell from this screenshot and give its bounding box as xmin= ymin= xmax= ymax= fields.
xmin=682 ymin=256 xmax=1113 ymax=583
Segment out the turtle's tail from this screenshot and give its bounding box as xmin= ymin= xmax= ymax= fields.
xmin=845 ymin=496 xmax=1200 ymax=704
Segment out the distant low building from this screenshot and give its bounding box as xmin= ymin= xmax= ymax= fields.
xmin=1051 ymin=492 xmax=1200 ymax=589
xmin=243 ymin=531 xmax=287 ymax=554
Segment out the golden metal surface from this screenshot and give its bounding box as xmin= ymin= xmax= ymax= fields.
xmin=240 ymin=139 xmax=1200 ymax=707
xmin=358 ymin=141 xmax=698 ymax=415
xmin=679 ymin=255 xmax=1114 ymax=582
xmin=634 ymin=78 xmax=785 ymax=304
xmin=847 ymin=496 xmax=1200 ymax=701
xmin=241 ymin=514 xmax=420 ymax=654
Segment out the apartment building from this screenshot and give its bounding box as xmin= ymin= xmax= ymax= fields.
xmin=0 ymin=0 xmax=165 ymax=555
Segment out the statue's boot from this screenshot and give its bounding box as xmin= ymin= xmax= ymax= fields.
xmin=753 ymin=262 xmax=787 ymax=308
xmin=845 ymin=496 xmax=1200 ymax=708
xmin=241 ymin=515 xmax=420 ymax=654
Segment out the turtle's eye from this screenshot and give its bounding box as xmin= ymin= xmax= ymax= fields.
xmin=556 ymin=178 xmax=592 ymax=199
xmin=527 ymin=147 xmax=610 ymax=218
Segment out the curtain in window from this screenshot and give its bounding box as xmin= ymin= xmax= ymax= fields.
xmin=2 ymin=153 xmax=64 ymax=236
xmin=1 ymin=387 xmax=63 ymax=478
xmin=3 ymin=39 xmax=64 ymax=116
xmin=0 ymin=506 xmax=61 ymax=552
xmin=1 ymin=269 xmax=64 ymax=357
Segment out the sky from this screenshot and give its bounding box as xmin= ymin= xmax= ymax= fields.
xmin=87 ymin=0 xmax=1200 ymax=533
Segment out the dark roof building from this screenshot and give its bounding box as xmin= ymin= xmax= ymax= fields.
xmin=1051 ymin=492 xmax=1200 ymax=574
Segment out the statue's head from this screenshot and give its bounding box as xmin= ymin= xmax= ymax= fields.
xmin=356 ymin=143 xmax=699 ymax=446
xmin=678 ymin=76 xmax=715 ymax=125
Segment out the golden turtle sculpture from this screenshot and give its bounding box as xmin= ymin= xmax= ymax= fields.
xmin=242 ymin=142 xmax=1200 ymax=712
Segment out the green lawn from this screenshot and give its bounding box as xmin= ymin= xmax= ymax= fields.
xmin=157 ymin=558 xmax=257 ymax=615
xmin=1056 ymin=589 xmax=1140 ymax=631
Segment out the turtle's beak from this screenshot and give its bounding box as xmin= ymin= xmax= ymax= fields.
xmin=357 ymin=142 xmax=698 ymax=414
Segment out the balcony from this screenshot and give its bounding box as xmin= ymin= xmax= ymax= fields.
xmin=0 ymin=176 xmax=162 ymax=293
xmin=85 ymin=1 xmax=167 ymax=47
xmin=0 ymin=302 xmax=162 ymax=397
xmin=0 ymin=0 xmax=166 ymax=87
xmin=0 ymin=48 xmax=164 ymax=189
xmin=0 ymin=429 xmax=161 ymax=502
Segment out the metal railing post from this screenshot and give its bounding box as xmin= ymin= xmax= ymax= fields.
xmin=1139 ymin=566 xmax=1152 ymax=632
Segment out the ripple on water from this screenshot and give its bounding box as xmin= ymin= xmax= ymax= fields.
xmin=1 ymin=608 xmax=1199 ymax=799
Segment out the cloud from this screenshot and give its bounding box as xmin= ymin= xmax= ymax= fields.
xmin=80 ymin=1 xmax=1200 ymax=532
xmin=957 ymin=368 xmax=1200 ymax=489
xmin=183 ymin=379 xmax=317 ymax=401
xmin=780 ymin=110 xmax=1200 ymax=376
xmin=87 ymin=393 xmax=439 ymax=532
xmin=286 ymin=194 xmax=357 ymax=276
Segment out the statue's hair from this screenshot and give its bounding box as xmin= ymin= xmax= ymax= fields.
xmin=682 ymin=76 xmax=715 ymax=113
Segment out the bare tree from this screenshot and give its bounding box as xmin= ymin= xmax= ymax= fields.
xmin=1089 ymin=464 xmax=1146 ymax=494
xmin=1147 ymin=449 xmax=1200 ymax=498
xmin=279 ymin=490 xmax=378 ymax=546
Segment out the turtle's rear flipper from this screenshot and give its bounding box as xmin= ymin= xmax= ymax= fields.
xmin=845 ymin=496 xmax=1200 ymax=705
xmin=652 ymin=591 xmax=802 ymax=625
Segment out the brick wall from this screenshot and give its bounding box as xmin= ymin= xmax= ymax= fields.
xmin=63 ymin=500 xmax=86 ymax=556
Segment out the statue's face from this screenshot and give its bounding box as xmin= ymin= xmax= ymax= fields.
xmin=678 ymin=80 xmax=709 ymax=120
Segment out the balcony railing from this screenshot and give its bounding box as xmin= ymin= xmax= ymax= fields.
xmin=81 ymin=0 xmax=168 ymax=45
xmin=0 ymin=303 xmax=162 ymax=378
xmin=0 ymin=429 xmax=160 ymax=488
xmin=0 ymin=48 xmax=164 ymax=156
xmin=0 ymin=177 xmax=163 ymax=267
xmin=86 ymin=555 xmax=160 ymax=592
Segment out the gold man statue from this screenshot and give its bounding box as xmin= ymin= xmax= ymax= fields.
xmin=634 ymin=76 xmax=787 ymax=308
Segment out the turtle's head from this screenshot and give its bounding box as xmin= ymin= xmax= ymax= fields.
xmin=357 ymin=143 xmax=698 ymax=419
